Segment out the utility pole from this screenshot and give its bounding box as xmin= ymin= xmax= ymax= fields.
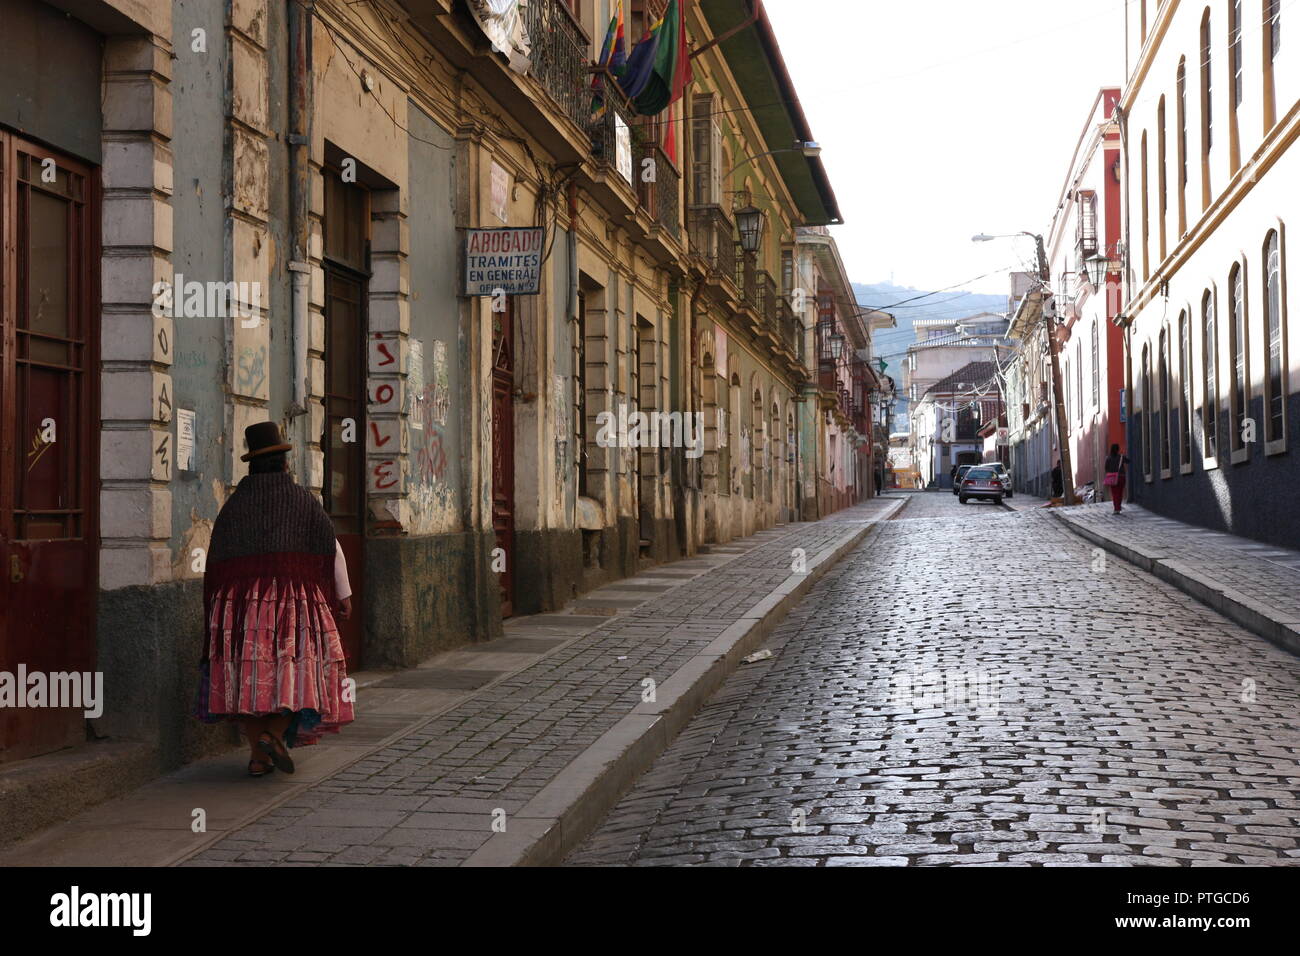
xmin=1034 ymin=234 xmax=1076 ymax=506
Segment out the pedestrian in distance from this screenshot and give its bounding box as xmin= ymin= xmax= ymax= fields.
xmin=194 ymin=422 xmax=356 ymax=777
xmin=1103 ymin=442 xmax=1130 ymax=514
xmin=1051 ymin=459 xmax=1064 ymax=499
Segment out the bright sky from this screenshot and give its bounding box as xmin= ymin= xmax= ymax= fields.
xmin=762 ymin=0 xmax=1128 ymax=296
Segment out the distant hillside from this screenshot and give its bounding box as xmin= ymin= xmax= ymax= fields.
xmin=852 ymin=281 xmax=1006 ymax=373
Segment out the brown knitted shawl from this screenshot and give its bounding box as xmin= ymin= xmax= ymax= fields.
xmin=208 ymin=472 xmax=336 ymax=564
xmin=201 ymin=473 xmax=338 ymax=661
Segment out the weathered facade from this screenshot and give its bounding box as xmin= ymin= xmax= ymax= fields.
xmin=0 ymin=0 xmax=880 ymax=813
xmin=1120 ymin=0 xmax=1299 ymax=545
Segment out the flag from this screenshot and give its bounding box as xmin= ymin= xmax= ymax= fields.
xmin=669 ymin=0 xmax=693 ymax=106
xmin=618 ymin=11 xmax=664 ymax=102
xmin=632 ymin=0 xmax=687 ymax=115
xmin=663 ymin=102 xmax=677 ymax=165
xmin=590 ymin=1 xmax=627 ymax=121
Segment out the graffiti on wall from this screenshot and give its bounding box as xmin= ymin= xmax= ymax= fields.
xmin=409 ymin=338 xmax=456 ymax=530
xmin=552 ymin=372 xmax=568 ymax=506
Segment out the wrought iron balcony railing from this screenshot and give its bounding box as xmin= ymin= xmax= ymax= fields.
xmin=588 ymin=86 xmax=641 ymax=186
xmin=687 ymin=205 xmax=737 ymax=281
xmin=637 ymin=142 xmax=681 ymax=239
xmin=523 ymin=0 xmax=589 ymax=130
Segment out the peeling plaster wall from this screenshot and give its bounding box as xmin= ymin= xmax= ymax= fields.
xmin=406 ymin=105 xmax=460 ymax=536
xmin=167 ymin=0 xmax=235 ymax=579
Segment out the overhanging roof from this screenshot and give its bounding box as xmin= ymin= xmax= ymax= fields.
xmin=699 ymin=0 xmax=842 ymax=226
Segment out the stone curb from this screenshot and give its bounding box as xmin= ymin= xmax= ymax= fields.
xmin=461 ymin=497 xmax=909 ymax=867
xmin=1050 ymin=510 xmax=1300 ymax=659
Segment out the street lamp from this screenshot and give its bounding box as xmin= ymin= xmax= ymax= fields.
xmin=1084 ymin=253 xmax=1112 ymax=288
xmin=735 ymin=204 xmax=766 ymax=254
xmin=972 ymin=231 xmax=1050 ymax=280
xmin=828 ymin=332 xmax=845 ymax=360
xmin=723 ymin=141 xmax=821 ymax=180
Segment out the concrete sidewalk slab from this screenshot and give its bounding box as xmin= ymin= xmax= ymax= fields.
xmin=1050 ymin=501 xmax=1300 ymax=658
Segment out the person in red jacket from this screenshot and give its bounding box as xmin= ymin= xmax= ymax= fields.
xmin=1103 ymin=443 xmax=1130 ymax=514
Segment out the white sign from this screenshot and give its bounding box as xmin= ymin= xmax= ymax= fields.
xmin=408 ymin=339 xmax=424 ymax=430
xmin=615 ymin=113 xmax=633 ymax=184
xmin=996 ymin=426 xmax=1009 ymax=446
xmin=490 ymin=162 xmax=509 ymax=223
xmin=176 ymin=409 xmax=195 ymax=470
xmin=464 ymin=227 xmax=543 ymax=295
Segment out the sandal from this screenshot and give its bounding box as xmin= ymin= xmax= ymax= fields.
xmin=256 ymin=732 xmax=295 ymax=775
xmin=248 ymin=758 xmax=275 ymax=777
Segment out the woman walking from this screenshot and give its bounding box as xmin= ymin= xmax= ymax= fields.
xmin=196 ymin=422 xmax=355 ymax=777
xmin=1103 ymin=443 xmax=1130 ymax=514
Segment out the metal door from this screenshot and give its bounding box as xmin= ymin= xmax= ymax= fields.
xmin=491 ymin=298 xmax=515 ymax=617
xmin=0 ymin=133 xmax=99 ymax=762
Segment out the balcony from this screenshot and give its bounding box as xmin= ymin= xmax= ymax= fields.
xmin=523 ymin=0 xmax=589 ymax=130
xmin=636 ymin=142 xmax=681 ymax=241
xmin=424 ymin=0 xmax=591 ymax=164
xmin=688 ymin=205 xmax=737 ymax=286
xmin=588 ymin=89 xmax=641 ymax=192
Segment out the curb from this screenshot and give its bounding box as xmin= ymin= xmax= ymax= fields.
xmin=462 ymin=497 xmax=909 ymax=867
xmin=1050 ymin=510 xmax=1300 ymax=659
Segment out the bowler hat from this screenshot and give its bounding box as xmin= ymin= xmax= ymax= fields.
xmin=241 ymin=421 xmax=293 ymax=461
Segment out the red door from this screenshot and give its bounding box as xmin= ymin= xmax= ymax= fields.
xmin=491 ymin=299 xmax=515 ymax=617
xmin=0 ymin=133 xmax=99 ymax=762
xmin=322 ymin=172 xmax=368 ymax=670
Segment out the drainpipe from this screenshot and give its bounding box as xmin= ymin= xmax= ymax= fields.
xmin=288 ymin=0 xmax=314 ymax=472
xmin=567 ymin=180 xmax=579 ymax=530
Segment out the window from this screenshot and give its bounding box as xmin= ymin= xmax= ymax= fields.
xmin=1229 ymin=261 xmax=1249 ymax=454
xmin=1142 ymin=344 xmax=1153 ymax=478
xmin=690 ymin=94 xmax=722 ymax=206
xmin=1176 ymin=59 xmax=1188 ymax=230
xmin=1231 ymin=2 xmax=1243 ymax=108
xmin=1076 ymin=349 xmax=1083 ymax=425
xmin=1264 ymin=229 xmax=1286 ymax=445
xmin=1265 ymin=0 xmax=1281 ymax=127
xmin=1141 ymin=132 xmax=1150 ymax=280
xmin=1179 ymin=310 xmax=1193 ymax=467
xmin=1202 ymin=290 xmax=1218 ymax=459
xmin=1091 ymin=321 xmax=1100 ymax=409
xmin=1077 ymin=189 xmax=1098 ymax=256
xmin=1158 ymin=96 xmax=1168 ymax=259
xmin=1159 ymin=327 xmax=1172 ymax=473
xmin=1201 ymin=11 xmax=1213 ymax=152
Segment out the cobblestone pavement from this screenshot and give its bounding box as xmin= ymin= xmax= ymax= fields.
xmin=567 ymin=491 xmax=1300 ymax=866
xmin=182 ymin=498 xmax=899 ymax=866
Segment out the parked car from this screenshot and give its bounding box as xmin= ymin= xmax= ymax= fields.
xmin=951 ymin=464 xmax=975 ymax=494
xmin=958 ymin=466 xmax=1007 ymax=505
xmin=983 ymin=461 xmax=1013 ymax=498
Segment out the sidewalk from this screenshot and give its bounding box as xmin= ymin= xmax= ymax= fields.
xmin=1013 ymin=494 xmax=1300 ymax=658
xmin=0 ymin=496 xmax=907 ymax=867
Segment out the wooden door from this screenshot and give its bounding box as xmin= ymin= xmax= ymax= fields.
xmin=322 ymin=172 xmax=369 ymax=670
xmin=491 ymin=298 xmax=515 ymax=617
xmin=0 ymin=133 xmax=99 ymax=762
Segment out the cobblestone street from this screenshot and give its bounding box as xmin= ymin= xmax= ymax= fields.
xmin=567 ymin=491 xmax=1300 ymax=867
